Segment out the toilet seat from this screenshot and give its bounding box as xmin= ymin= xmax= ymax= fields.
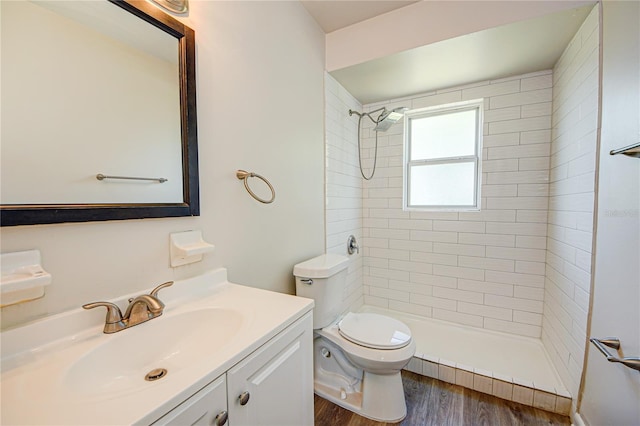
xmin=338 ymin=312 xmax=411 ymax=350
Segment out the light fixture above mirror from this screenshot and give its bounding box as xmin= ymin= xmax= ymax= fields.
xmin=150 ymin=0 xmax=188 ymax=14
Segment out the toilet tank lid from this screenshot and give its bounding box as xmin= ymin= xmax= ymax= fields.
xmin=293 ymin=253 xmax=349 ymax=278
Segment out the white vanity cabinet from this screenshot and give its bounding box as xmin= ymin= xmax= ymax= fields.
xmin=152 ymin=311 xmax=313 ymax=426
xmin=152 ymin=375 xmax=228 ymax=426
xmin=227 ymin=311 xmax=314 ymax=426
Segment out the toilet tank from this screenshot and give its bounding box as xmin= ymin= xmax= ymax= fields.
xmin=293 ymin=253 xmax=349 ymax=329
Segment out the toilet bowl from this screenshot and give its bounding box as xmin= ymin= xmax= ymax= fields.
xmin=294 ymin=254 xmax=415 ymax=422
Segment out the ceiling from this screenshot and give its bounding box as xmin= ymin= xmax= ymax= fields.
xmin=300 ymin=0 xmax=419 ymax=33
xmin=302 ymin=1 xmax=595 ymax=105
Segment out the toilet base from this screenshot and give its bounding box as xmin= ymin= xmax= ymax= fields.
xmin=314 ymin=371 xmax=407 ymax=423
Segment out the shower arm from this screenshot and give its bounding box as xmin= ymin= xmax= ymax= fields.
xmin=349 ymin=107 xmax=387 ymax=125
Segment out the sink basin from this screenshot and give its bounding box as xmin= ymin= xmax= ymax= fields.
xmin=64 ymin=308 xmax=242 ymax=398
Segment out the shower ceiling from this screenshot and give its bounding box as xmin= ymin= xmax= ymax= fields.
xmin=307 ymin=2 xmax=595 ymax=104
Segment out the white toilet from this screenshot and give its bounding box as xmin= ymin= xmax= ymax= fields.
xmin=294 ymin=253 xmax=415 ymax=422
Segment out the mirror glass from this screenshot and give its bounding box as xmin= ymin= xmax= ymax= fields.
xmin=0 ymin=0 xmax=199 ymax=226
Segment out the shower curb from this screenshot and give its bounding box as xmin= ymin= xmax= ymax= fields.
xmin=403 ymin=354 xmax=572 ymax=416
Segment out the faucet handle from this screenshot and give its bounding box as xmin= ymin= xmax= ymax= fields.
xmin=82 ymin=302 xmax=123 ymax=324
xmin=150 ymin=281 xmax=174 ymax=298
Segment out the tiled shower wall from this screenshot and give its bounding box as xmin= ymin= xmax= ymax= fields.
xmin=359 ymin=71 xmax=554 ymax=338
xmin=325 ymin=73 xmax=364 ymax=314
xmin=543 ymin=6 xmax=599 ymax=399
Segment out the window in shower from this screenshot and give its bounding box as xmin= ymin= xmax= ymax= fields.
xmin=403 ymin=99 xmax=483 ymax=210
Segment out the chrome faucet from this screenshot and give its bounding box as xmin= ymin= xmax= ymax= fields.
xmin=83 ymin=281 xmax=173 ymax=334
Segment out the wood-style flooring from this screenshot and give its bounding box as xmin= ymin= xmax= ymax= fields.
xmin=314 ymin=371 xmax=571 ymax=426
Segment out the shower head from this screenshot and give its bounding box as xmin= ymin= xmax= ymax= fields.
xmin=374 ymin=107 xmax=408 ymax=132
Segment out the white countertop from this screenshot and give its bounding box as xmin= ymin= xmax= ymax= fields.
xmin=0 ymin=268 xmax=314 ymax=425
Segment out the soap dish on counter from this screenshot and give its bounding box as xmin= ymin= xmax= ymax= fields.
xmin=1 ymin=250 xmax=52 ymax=307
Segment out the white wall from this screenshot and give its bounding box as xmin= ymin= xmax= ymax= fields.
xmin=325 ymin=73 xmax=363 ymax=314
xmin=326 ymin=0 xmax=595 ymax=71
xmin=359 ymin=71 xmax=554 ymax=338
xmin=579 ymin=1 xmax=640 ymax=424
xmin=0 ymin=1 xmax=326 ymax=330
xmin=542 ymin=5 xmax=599 ymax=400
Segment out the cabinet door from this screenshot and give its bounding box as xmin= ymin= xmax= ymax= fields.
xmin=152 ymin=375 xmax=228 ymax=426
xmin=227 ymin=312 xmax=313 ymax=426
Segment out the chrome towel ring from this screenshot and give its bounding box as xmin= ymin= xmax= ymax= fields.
xmin=236 ymin=170 xmax=275 ymax=204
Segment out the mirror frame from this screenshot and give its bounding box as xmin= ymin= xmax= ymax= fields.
xmin=1 ymin=0 xmax=199 ymax=227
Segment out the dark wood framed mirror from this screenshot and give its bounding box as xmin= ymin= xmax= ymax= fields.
xmin=0 ymin=0 xmax=199 ymax=227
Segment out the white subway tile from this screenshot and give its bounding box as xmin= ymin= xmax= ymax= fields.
xmin=481 ymin=185 xmax=518 ymax=197
xmin=491 ymin=88 xmax=552 ymax=109
xmin=489 ymin=116 xmax=551 ymax=135
xmin=473 ymin=370 xmax=494 ymax=394
xmin=458 ymin=301 xmax=512 ymax=320
xmin=363 ymin=295 xmax=388 ymax=308
xmin=411 ymin=293 xmax=457 ymax=310
xmin=512 ymin=385 xmax=534 ymax=405
xmin=486 ymin=222 xmax=547 ymax=236
xmin=514 ymin=286 xmax=544 ymax=301
xmin=458 ymin=210 xmax=516 ymax=222
xmin=404 ymin=357 xmax=423 ymax=374
xmin=389 ymin=259 xmax=433 ymax=274
xmin=521 ymin=129 xmax=552 ymax=144
xmin=389 ymin=300 xmax=433 ymax=317
xmin=521 ymin=102 xmax=552 ymax=118
xmin=389 ymin=280 xmax=433 ymax=295
xmin=484 ymin=106 xmax=521 ymax=122
xmin=515 ymin=260 xmax=546 ymax=275
xmin=519 ymin=157 xmax=551 ymax=171
xmin=483 ymin=159 xmax=519 ymax=172
xmin=486 ymin=196 xmax=548 ymax=210
xmin=517 ymin=210 xmax=548 ymax=223
xmin=433 ymin=287 xmax=483 ymax=304
xmin=412 ymin=91 xmax=462 ymax=109
xmin=433 ymin=308 xmax=484 ymax=327
xmin=513 ymin=310 xmax=543 ymax=326
xmin=410 ymin=272 xmax=457 ymax=288
xmin=434 ymin=264 xmax=485 ymax=281
xmin=483 ymin=133 xmax=520 ymax=147
xmin=411 ymin=230 xmax=458 ymax=243
xmin=518 ymin=183 xmax=549 ymax=197
xmin=487 ymin=170 xmax=549 ymax=185
xmin=433 ymin=220 xmax=485 ymax=233
xmin=488 ymin=143 xmax=550 ymax=160
xmin=459 ymin=232 xmax=515 ymax=247
xmin=516 ymin=236 xmax=547 ymax=249
xmin=369 ymin=286 xmax=410 ymax=302
xmin=533 ymin=390 xmax=557 ymax=412
xmin=389 ymin=239 xmax=433 ymax=253
xmin=487 ymin=246 xmax=547 ymax=262
xmin=438 ymin=363 xmax=457 ymax=384
xmin=459 ymin=255 xmax=515 ymax=272
xmin=458 ymin=279 xmax=514 ymax=297
xmin=486 ymin=270 xmax=545 ymax=287
xmin=388 ymin=218 xmax=433 ymax=230
xmin=462 ymin=80 xmax=520 ymax=99
xmin=422 ymin=360 xmax=439 ymax=379
xmin=455 ymin=367 xmax=475 ymax=389
xmin=485 ymin=295 xmax=543 ymax=314
xmin=433 ymin=242 xmax=485 ymax=257
xmin=493 ymin=379 xmax=514 ymax=401
xmin=410 ymin=251 xmax=458 ymax=266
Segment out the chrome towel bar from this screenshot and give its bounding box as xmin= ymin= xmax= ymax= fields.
xmin=96 ymin=173 xmax=167 ymax=183
xmin=236 ymin=170 xmax=275 ymax=204
xmin=590 ymin=337 xmax=640 ymax=371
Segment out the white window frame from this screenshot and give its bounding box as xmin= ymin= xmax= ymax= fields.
xmin=403 ymin=99 xmax=484 ymax=211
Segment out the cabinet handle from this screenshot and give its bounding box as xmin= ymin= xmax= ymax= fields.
xmin=213 ymin=410 xmax=228 ymax=426
xmin=238 ymin=391 xmax=250 ymax=406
